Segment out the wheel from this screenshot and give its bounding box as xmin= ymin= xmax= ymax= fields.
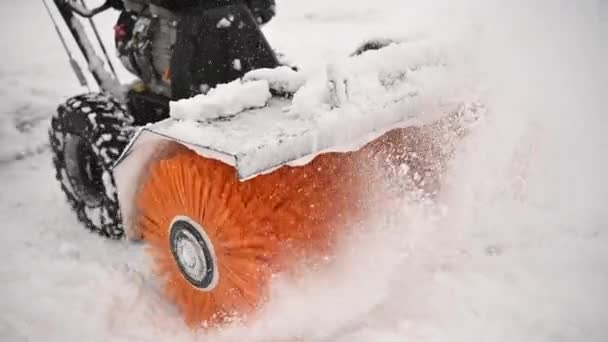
xmin=49 ymin=93 xmax=134 ymax=238
xmin=136 ymin=146 xmax=367 ymax=327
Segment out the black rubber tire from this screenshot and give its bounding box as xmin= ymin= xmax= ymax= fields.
xmin=49 ymin=93 xmax=134 ymax=239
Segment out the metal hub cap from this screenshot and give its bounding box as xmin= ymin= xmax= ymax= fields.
xmin=64 ymin=134 xmax=105 ymax=207
xmin=169 ymin=216 xmax=219 ymax=291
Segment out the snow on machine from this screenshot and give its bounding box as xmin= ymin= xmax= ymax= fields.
xmin=45 ymin=0 xmax=474 ymax=328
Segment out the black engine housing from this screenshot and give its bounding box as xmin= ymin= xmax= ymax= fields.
xmin=114 ymin=0 xmax=279 ymax=100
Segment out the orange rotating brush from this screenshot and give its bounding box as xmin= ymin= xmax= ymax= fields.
xmin=136 ymin=145 xmax=368 ymax=327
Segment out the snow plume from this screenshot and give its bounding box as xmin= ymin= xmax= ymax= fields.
xmin=205 ymin=1 xmax=608 ymax=341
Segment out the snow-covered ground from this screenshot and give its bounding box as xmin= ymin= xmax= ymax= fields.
xmin=1 ymin=0 xmax=607 ymax=341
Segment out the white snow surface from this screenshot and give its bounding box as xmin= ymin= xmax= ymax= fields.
xmin=1 ymin=0 xmax=608 ymax=342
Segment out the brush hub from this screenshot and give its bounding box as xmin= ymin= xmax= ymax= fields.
xmin=169 ymin=216 xmax=218 ymax=291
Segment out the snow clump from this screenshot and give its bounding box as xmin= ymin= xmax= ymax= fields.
xmin=170 ymin=79 xmax=272 ymax=121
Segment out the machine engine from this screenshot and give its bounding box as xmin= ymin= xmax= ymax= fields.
xmin=114 ymin=0 xmax=177 ymax=97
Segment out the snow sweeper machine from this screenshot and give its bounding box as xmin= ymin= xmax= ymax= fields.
xmin=45 ymin=0 xmax=474 ymax=328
